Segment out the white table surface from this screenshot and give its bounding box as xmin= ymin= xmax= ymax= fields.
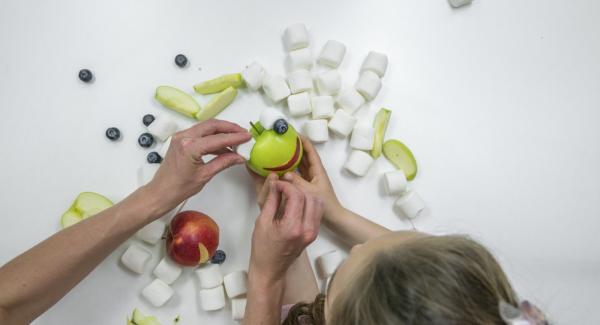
xmin=1 ymin=0 xmax=599 ymax=324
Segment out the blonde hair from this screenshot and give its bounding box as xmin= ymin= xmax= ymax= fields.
xmin=284 ymin=235 xmax=518 ymax=325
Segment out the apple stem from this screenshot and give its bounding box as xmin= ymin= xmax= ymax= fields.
xmin=249 ymin=121 xmax=261 ymax=135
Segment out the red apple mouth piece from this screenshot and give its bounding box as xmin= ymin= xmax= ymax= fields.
xmin=264 ymin=137 xmax=302 ymax=172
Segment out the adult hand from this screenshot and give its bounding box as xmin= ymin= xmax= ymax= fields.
xmin=146 ymin=119 xmax=251 ymax=212
xmin=249 ymin=179 xmax=323 ymax=282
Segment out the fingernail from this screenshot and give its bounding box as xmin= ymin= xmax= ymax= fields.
xmin=283 ymin=173 xmax=293 ymax=180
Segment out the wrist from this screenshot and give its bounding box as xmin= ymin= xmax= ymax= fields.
xmin=127 ymin=185 xmax=178 ymax=223
xmin=324 ymin=201 xmax=345 ymax=221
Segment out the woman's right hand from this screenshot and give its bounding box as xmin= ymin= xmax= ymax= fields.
xmin=283 ymin=136 xmax=342 ymax=219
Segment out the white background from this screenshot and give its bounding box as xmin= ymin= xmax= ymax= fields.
xmin=1 ymin=0 xmax=599 ymax=324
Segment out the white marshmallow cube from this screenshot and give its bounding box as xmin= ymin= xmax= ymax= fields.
xmin=355 ymin=70 xmax=382 ymax=101
xmin=344 ymin=150 xmax=374 ymax=176
xmin=195 ymin=263 xmax=223 ymax=289
xmin=316 ymin=70 xmax=341 ymax=95
xmin=350 ymin=125 xmax=375 ymax=150
xmin=283 ymin=23 xmax=309 ymax=51
xmin=158 ymin=136 xmax=172 ymax=159
xmin=311 ymin=96 xmax=334 ymax=119
xmin=287 ymin=69 xmax=313 ymax=94
xmin=304 ymin=120 xmax=329 ymax=143
xmin=395 ymin=191 xmax=426 ymax=219
xmin=121 ymin=244 xmax=151 ymax=274
xmin=259 ymin=107 xmax=285 ymax=130
xmin=262 ymin=75 xmax=291 ymax=103
xmin=231 ymin=298 xmax=247 ymax=320
xmin=360 ymin=51 xmax=388 ymax=77
xmin=147 ymin=115 xmax=178 ymax=142
xmin=141 ymin=279 xmax=174 ymax=307
xmin=317 ymin=250 xmax=344 ymax=279
xmin=199 ymin=285 xmax=226 ymax=311
xmin=328 ymin=109 xmax=357 ymax=137
xmin=137 ymin=163 xmax=160 ymax=186
xmin=242 ymin=61 xmax=265 ymax=91
xmin=153 ymin=257 xmax=182 ymax=285
xmin=287 ymin=92 xmax=312 ymax=117
xmin=235 ymin=138 xmax=256 ymax=161
xmin=336 ymin=89 xmax=365 ymax=115
xmin=318 ymin=40 xmax=346 ymax=68
xmin=449 ymin=0 xmax=473 ymax=8
xmin=287 ymin=48 xmax=313 ymax=71
xmin=384 ymin=171 xmax=408 ymax=195
xmin=136 ymin=219 xmax=166 ymax=245
xmin=223 ymin=270 xmax=248 ymax=298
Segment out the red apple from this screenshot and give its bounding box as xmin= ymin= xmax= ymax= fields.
xmin=166 ymin=211 xmax=220 ymax=266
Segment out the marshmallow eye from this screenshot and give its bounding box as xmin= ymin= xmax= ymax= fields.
xmin=273 ymin=119 xmax=289 ymax=135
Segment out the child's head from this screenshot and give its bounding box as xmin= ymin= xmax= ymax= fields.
xmin=284 ymin=232 xmax=519 ymax=324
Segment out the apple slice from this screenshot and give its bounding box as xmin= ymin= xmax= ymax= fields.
xmin=129 ymin=308 xmax=162 ymax=325
xmin=371 ymin=108 xmax=391 ymax=158
xmin=193 ymin=73 xmax=244 ymax=94
xmin=382 ymin=139 xmax=418 ymax=181
xmin=60 ymin=192 xmax=113 ymax=229
xmin=60 ymin=209 xmax=81 ymax=228
xmin=155 ymin=86 xmax=201 ymax=119
xmin=195 ymin=86 xmax=238 ymax=121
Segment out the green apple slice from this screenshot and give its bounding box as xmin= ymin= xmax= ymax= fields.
xmin=73 ymin=192 xmax=113 ymax=219
xmin=195 ymin=86 xmax=238 ymax=121
xmin=382 ymin=139 xmax=418 ymax=181
xmin=61 ymin=209 xmax=82 ymax=228
xmin=155 ymin=86 xmax=202 ymax=119
xmin=129 ymin=308 xmax=162 ymax=325
xmin=371 ymin=108 xmax=392 ymax=158
xmin=193 ymin=73 xmax=244 ymax=94
xmin=132 ymin=308 xmax=145 ymax=324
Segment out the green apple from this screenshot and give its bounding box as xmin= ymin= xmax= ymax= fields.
xmin=193 ymin=73 xmax=244 ymax=94
xmin=155 ymin=86 xmax=201 ymax=119
xmin=382 ymin=139 xmax=418 ymax=181
xmin=60 ymin=192 xmax=113 ymax=229
xmin=247 ymin=121 xmax=303 ymax=177
xmin=195 ymin=86 xmax=238 ymax=121
xmin=127 ymin=308 xmax=162 ymax=325
xmin=371 ymin=108 xmax=392 ymax=158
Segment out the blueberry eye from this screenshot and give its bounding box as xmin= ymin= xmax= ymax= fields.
xmin=273 ymin=119 xmax=288 ymax=135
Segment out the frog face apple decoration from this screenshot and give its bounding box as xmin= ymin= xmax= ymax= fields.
xmin=245 ymin=108 xmax=303 ymax=177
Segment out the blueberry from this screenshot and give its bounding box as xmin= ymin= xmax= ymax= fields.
xmin=105 ymin=127 xmax=120 ymax=141
xmin=138 ymin=133 xmax=154 ymax=148
xmin=78 ymin=69 xmax=93 ymax=83
xmin=211 ymin=250 xmax=226 ymax=264
xmin=174 ymin=54 xmax=188 ymax=68
xmin=142 ymin=114 xmax=155 ymax=126
xmin=147 ymin=152 xmax=162 ymax=164
xmin=273 ymin=119 xmax=288 ymax=135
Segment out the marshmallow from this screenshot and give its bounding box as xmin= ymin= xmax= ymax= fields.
xmin=344 ymin=150 xmax=374 ymax=176
xmin=336 ymin=89 xmax=365 ymax=115
xmin=223 ymin=271 xmax=248 ymax=298
xmin=360 ymin=51 xmax=388 ymax=77
xmin=311 ymin=96 xmax=334 ymax=119
xmin=304 ymin=120 xmax=329 ymax=143
xmin=137 ymin=163 xmax=160 ymax=186
xmin=283 ymin=23 xmax=309 ymax=51
xmin=328 ymin=109 xmax=357 ymax=137
xmin=195 ymin=263 xmax=223 ymax=289
xmin=235 ymin=138 xmax=256 ymax=161
xmin=121 ymin=244 xmax=151 ymax=274
xmin=350 ymin=125 xmax=375 ymax=150
xmin=141 ymin=279 xmax=174 ymax=307
xmin=395 ymin=191 xmax=426 ymax=219
xmin=262 ymin=75 xmax=291 ymax=103
xmin=287 ymin=69 xmax=313 ymax=94
xmin=355 ymin=70 xmax=382 ymax=101
xmin=147 ymin=115 xmax=178 ymax=142
xmin=287 ymin=92 xmax=312 ymax=117
xmin=242 ymin=61 xmax=265 ymax=91
xmin=199 ymin=285 xmax=226 ymax=311
xmin=259 ymin=107 xmax=286 ymax=130
xmin=158 ymin=136 xmax=172 ymax=159
xmin=231 ymin=298 xmax=247 ymax=320
xmin=287 ymin=48 xmax=313 ymax=71
xmin=318 ymin=40 xmax=346 ymax=68
xmin=136 ymin=219 xmax=166 ymax=245
xmin=153 ymin=257 xmax=182 ymax=285
xmin=317 ymin=250 xmax=344 ymax=279
xmin=384 ymin=171 xmax=408 ymax=195
xmin=448 ymin=0 xmax=472 ymax=8
xmin=316 ymin=70 xmax=341 ymax=95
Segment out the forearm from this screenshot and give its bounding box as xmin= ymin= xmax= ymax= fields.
xmin=324 ymin=205 xmax=391 ymax=246
xmin=244 ymin=269 xmax=285 ymax=325
xmin=0 ymin=185 xmax=171 ymax=324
